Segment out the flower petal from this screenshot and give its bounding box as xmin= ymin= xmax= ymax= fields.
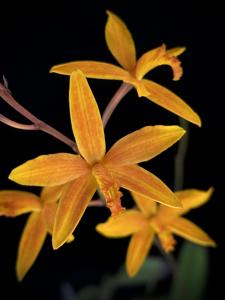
xmin=168 ymin=217 xmax=216 ymax=247
xmin=110 ymin=165 xmax=181 ymax=208
xmin=135 ymin=44 xmax=183 ymax=80
xmin=96 ymin=209 xmax=146 ymax=237
xmin=159 ymin=187 xmax=214 ymax=217
xmin=66 ymin=234 xmax=75 ymax=243
xmin=70 ymin=70 xmax=106 ymax=164
xmin=42 ymin=202 xmax=74 ymax=243
xmin=143 ymin=79 xmax=201 ymax=126
xmin=9 ymin=153 xmax=89 ymax=186
xmin=50 ymin=61 xmax=130 ymax=80
xmin=42 ymin=201 xmax=58 ymax=234
xmin=131 ymin=192 xmax=157 ymax=217
xmin=129 ymin=79 xmax=151 ymax=97
xmin=52 ymin=173 xmax=96 ymax=249
xmin=176 ymin=187 xmax=214 ymax=212
xmin=105 ymin=11 xmax=136 ymax=71
xmin=50 ymin=60 xmax=146 ymax=96
xmin=0 ymin=190 xmax=41 ymax=217
xmin=40 ymin=185 xmax=65 ymax=204
xmin=104 ymin=125 xmax=185 ymax=166
xmin=16 ymin=212 xmax=47 ymax=281
xmin=126 ymin=225 xmax=154 ymax=277
xmin=166 ymin=47 xmax=186 ymax=57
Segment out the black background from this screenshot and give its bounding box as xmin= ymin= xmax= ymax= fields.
xmin=0 ymin=0 xmax=224 ymax=299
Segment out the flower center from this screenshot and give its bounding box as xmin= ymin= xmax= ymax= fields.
xmin=92 ymin=163 xmax=124 ymax=216
xmin=150 ymin=219 xmax=176 ymax=252
xmin=158 ymin=230 xmax=176 ymax=252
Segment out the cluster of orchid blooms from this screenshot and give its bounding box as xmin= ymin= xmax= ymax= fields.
xmin=0 ymin=11 xmax=215 ymax=281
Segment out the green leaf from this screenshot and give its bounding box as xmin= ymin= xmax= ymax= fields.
xmin=169 ymin=241 xmax=209 ymax=300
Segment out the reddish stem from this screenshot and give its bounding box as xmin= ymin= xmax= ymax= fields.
xmin=102 ymin=82 xmax=133 ymax=128
xmin=0 ymin=113 xmax=37 ymax=130
xmin=0 ymin=82 xmax=78 ymax=152
xmin=88 ymin=199 xmax=105 ymax=207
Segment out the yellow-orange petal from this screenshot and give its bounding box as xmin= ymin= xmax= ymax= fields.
xmin=104 ymin=125 xmax=185 ymax=166
xmin=105 ymin=11 xmax=136 ymax=71
xmin=0 ymin=190 xmax=41 ymax=217
xmin=50 ymin=61 xmax=130 ymax=80
xmin=143 ymin=79 xmax=202 ymax=126
xmin=159 ymin=187 xmax=214 ymax=217
xmin=168 ymin=217 xmax=216 ymax=247
xmin=66 ymin=234 xmax=75 ymax=244
xmin=176 ymin=187 xmax=214 ymax=212
xmin=40 ymin=185 xmax=65 ymax=204
xmin=166 ymin=47 xmax=186 ymax=57
xmin=41 ymin=201 xmax=75 ymax=247
xmin=135 ymin=44 xmax=183 ymax=81
xmin=129 ymin=78 xmax=151 ymax=97
xmin=126 ymin=225 xmax=154 ymax=277
xmin=70 ymin=70 xmax=105 ymax=164
xmin=52 ymin=173 xmax=96 ymax=249
xmin=131 ymin=192 xmax=157 ymax=218
xmin=9 ymin=153 xmax=89 ymax=186
xmin=96 ymin=209 xmax=146 ymax=237
xmin=16 ymin=212 xmax=47 ymax=281
xmin=66 ymin=234 xmax=75 ymax=243
xmin=110 ymin=165 xmax=181 ymax=208
xmin=42 ymin=201 xmax=58 ymax=234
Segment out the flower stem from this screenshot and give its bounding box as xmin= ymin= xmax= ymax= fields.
xmin=102 ymin=82 xmax=133 ymax=128
xmin=0 ymin=113 xmax=38 ymax=130
xmin=0 ymin=82 xmax=78 ymax=153
xmin=88 ymin=199 xmax=105 ymax=207
xmin=174 ymin=118 xmax=189 ymax=191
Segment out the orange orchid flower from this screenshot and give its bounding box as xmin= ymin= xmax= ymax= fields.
xmin=50 ymin=11 xmax=201 ymax=126
xmin=0 ymin=186 xmax=70 ymax=281
xmin=96 ymin=188 xmax=216 ymax=277
xmin=9 ymin=70 xmax=185 ymax=250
